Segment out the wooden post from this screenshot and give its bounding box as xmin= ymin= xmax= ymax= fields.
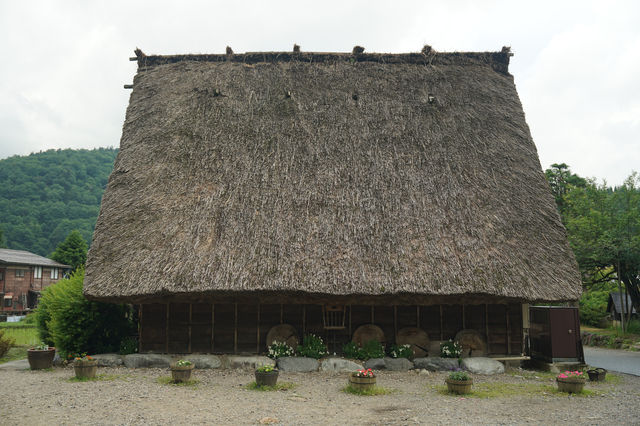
xmin=188 ymin=303 xmax=192 ymax=354
xmin=393 ymin=306 xmax=398 ymax=339
xmin=506 ymin=304 xmax=511 ymax=355
xmin=462 ymin=304 xmax=466 ymax=329
xmin=439 ymin=305 xmax=443 ymax=340
xmin=138 ymin=304 xmax=143 ymax=353
xmin=371 ymin=306 xmax=374 ymax=323
xmin=234 ymin=303 xmax=239 ymax=354
xmin=165 ymin=303 xmax=170 ymax=354
xmin=211 ymin=303 xmax=216 ymax=353
xmin=302 ymin=305 xmax=306 ymax=335
xmin=416 ymin=306 xmax=420 ymax=327
xmin=348 ymin=305 xmax=352 ymax=338
xmin=257 ymin=303 xmax=261 ymax=354
xmin=280 ymin=304 xmax=284 ymax=324
xmin=485 ymin=304 xmax=490 ymax=354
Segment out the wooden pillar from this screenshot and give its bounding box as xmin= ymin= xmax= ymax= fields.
xmin=371 ymin=305 xmax=374 ymax=323
xmin=393 ymin=306 xmax=398 ymax=339
xmin=348 ymin=305 xmax=352 ymax=338
xmin=138 ymin=304 xmax=143 ymax=354
xmin=234 ymin=302 xmax=238 ymax=354
xmin=188 ymin=303 xmax=192 ymax=354
xmin=439 ymin=305 xmax=443 ymax=341
xmin=416 ymin=306 xmax=420 ymax=327
xmin=462 ymin=304 xmax=466 ymax=329
xmin=506 ymin=304 xmax=511 ymax=355
xmin=280 ymin=304 xmax=284 ymax=324
xmin=256 ymin=304 xmax=261 ymax=354
xmin=302 ymin=305 xmax=306 ymax=335
xmin=211 ymin=303 xmax=215 ymax=353
xmin=485 ymin=304 xmax=490 ymax=354
xmin=165 ymin=303 xmax=170 ymax=354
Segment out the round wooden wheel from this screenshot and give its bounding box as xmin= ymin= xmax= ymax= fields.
xmin=265 ymin=324 xmax=299 ymax=350
xmin=352 ymin=324 xmax=385 ymax=347
xmin=396 ymin=327 xmax=430 ymax=358
xmin=454 ymin=329 xmax=487 ymax=357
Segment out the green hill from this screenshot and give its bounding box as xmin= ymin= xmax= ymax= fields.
xmin=0 ymin=148 xmax=118 ymax=256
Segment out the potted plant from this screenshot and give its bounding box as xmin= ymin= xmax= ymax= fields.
xmin=445 ymin=370 xmax=473 ymax=394
xmin=27 ymin=342 xmax=56 ymax=370
xmin=556 ymin=370 xmax=586 ymax=393
xmin=255 ymin=365 xmax=279 ymax=387
xmin=73 ymin=354 xmax=98 ymax=379
xmin=349 ymin=368 xmax=376 ymax=391
xmin=586 ymin=367 xmax=607 ymax=382
xmin=170 ymin=359 xmax=194 ymax=383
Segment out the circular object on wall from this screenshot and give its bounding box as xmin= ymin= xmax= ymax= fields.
xmin=396 ymin=327 xmax=430 ymax=358
xmin=454 ymin=329 xmax=487 ymax=357
xmin=265 ymin=324 xmax=299 ymax=350
xmin=352 ymin=324 xmax=386 ymax=347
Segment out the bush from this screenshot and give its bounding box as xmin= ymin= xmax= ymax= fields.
xmin=267 ymin=341 xmax=295 ymax=359
xmin=296 ymin=334 xmax=328 ymax=359
xmin=360 ymin=340 xmax=385 ymax=359
xmin=342 ymin=341 xmax=363 ymax=360
xmin=36 ymin=268 xmax=135 ymax=358
xmin=119 ymin=336 xmax=139 ymax=355
xmin=579 ymin=289 xmax=610 ymax=327
xmin=440 ymin=339 xmax=462 ymax=358
xmin=35 ymin=289 xmax=55 ymax=346
xmin=388 ymin=344 xmax=413 ymax=359
xmin=0 ymin=329 xmax=16 ymax=358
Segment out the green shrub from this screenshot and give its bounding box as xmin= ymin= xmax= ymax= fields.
xmin=35 ymin=288 xmax=55 ymax=346
xmin=342 ymin=341 xmax=363 ymax=360
xmin=360 ymin=340 xmax=385 ymax=359
xmin=440 ymin=339 xmax=462 ymax=358
xmin=36 ymin=268 xmax=135 ymax=358
xmin=449 ymin=370 xmax=470 ymax=381
xmin=579 ymin=289 xmax=610 ymax=326
xmin=267 ymin=341 xmax=295 ymax=359
xmin=22 ymin=314 xmax=37 ymax=325
xmin=388 ymin=343 xmax=413 ymax=359
xmin=296 ymin=334 xmax=328 ymax=359
xmin=119 ymin=336 xmax=139 ymax=355
xmin=0 ymin=329 xmax=15 ymax=358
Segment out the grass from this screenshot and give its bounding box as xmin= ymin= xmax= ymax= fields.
xmin=0 ymin=346 xmax=28 ymax=364
xmin=245 ymin=381 xmax=296 ymax=391
xmin=0 ymin=324 xmax=38 ymax=346
xmin=157 ymin=376 xmax=200 ymax=388
xmin=342 ymin=384 xmax=394 ymax=396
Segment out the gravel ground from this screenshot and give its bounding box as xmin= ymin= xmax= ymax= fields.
xmin=1 ymin=366 xmax=639 ymax=425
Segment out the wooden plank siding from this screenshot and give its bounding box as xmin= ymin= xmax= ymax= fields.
xmin=139 ymin=302 xmax=525 ymax=356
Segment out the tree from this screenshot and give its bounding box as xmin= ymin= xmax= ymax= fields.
xmin=563 ymin=173 xmax=640 ymax=315
xmin=50 ymin=229 xmax=88 ymax=271
xmin=0 ymin=226 xmax=6 ymax=248
xmin=544 ymin=163 xmax=587 ymax=219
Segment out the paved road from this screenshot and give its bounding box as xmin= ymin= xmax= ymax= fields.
xmin=583 ymin=346 xmax=640 ymax=376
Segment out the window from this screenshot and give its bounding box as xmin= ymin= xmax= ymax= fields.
xmin=3 ymin=295 xmax=12 ymax=308
xmin=15 ymin=269 xmax=25 ymax=278
xmin=34 ymin=266 xmax=42 ymax=279
xmin=50 ymin=268 xmax=59 ymax=280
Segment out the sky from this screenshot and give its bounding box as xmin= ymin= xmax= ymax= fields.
xmin=0 ymin=0 xmax=638 ymax=185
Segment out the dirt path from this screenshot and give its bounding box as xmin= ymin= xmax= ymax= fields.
xmin=1 ymin=366 xmax=639 ymax=425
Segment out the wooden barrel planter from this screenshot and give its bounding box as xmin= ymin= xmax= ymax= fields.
xmin=587 ymin=368 xmax=607 ymax=382
xmin=349 ymin=375 xmax=376 ymax=391
xmin=255 ymin=370 xmax=279 ymax=387
xmin=74 ymin=360 xmax=98 ymax=379
xmin=445 ymin=378 xmax=473 ymax=394
xmin=556 ymin=377 xmax=585 ymax=393
xmin=27 ymin=347 xmax=56 ymax=370
xmin=170 ymin=363 xmax=194 ymax=383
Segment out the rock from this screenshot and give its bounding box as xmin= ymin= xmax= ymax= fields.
xmin=319 ymin=357 xmax=363 ymax=373
xmin=183 ymin=355 xmax=221 ymax=369
xmin=277 ymin=356 xmax=319 ymax=372
xmin=53 ymin=351 xmax=63 ymax=366
xmin=413 ymin=357 xmax=460 ymax=371
xmin=384 ymin=357 xmax=414 ymax=371
xmin=418 ymin=369 xmax=430 ymax=376
xmin=461 ymin=357 xmax=505 ymax=375
xmin=225 ymin=356 xmax=274 ymax=370
xmin=92 ymin=353 xmax=124 ymax=367
xmin=123 ymin=354 xmax=172 ymax=368
xmin=364 ymin=358 xmax=386 ymax=370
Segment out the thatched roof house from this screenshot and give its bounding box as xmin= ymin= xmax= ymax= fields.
xmin=84 ymin=46 xmax=581 ymax=355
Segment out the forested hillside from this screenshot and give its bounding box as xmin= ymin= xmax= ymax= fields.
xmin=0 ymin=148 xmax=118 ymax=256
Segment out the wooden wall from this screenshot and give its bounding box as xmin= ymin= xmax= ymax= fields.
xmin=139 ymin=302 xmax=523 ymax=355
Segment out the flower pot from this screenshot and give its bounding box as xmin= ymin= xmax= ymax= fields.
xmin=170 ymin=363 xmax=194 ymax=382
xmin=587 ymin=368 xmax=607 ymax=382
xmin=349 ymin=375 xmax=376 ymax=391
xmin=445 ymin=378 xmax=473 ymax=394
xmin=74 ymin=360 xmax=98 ymax=379
xmin=255 ymin=370 xmax=279 ymax=387
xmin=556 ymin=377 xmax=586 ymax=393
xmin=27 ymin=347 xmax=56 ymax=370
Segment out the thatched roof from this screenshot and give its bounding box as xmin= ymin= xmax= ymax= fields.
xmin=84 ymin=46 xmax=582 ymax=304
